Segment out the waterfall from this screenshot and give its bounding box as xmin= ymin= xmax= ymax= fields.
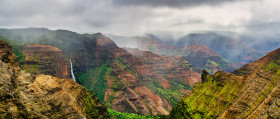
xmin=70 ymin=60 xmax=76 ymax=82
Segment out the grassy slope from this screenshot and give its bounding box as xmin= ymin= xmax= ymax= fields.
xmin=168 ymin=49 xmax=280 ymax=119
xmin=78 ymin=63 xmax=112 ymax=104
xmin=168 ymin=71 xmax=244 ymax=119
xmin=108 ymin=109 xmax=162 ymax=119
xmin=143 ymin=77 xmax=192 ymax=107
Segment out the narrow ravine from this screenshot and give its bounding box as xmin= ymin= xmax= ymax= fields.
xmin=70 ymin=60 xmax=76 ymax=82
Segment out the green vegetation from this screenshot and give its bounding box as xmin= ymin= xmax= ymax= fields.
xmin=234 ymin=68 xmax=247 ymax=76
xmin=0 ymin=28 xmax=51 ymax=44
xmin=169 ymin=72 xmax=244 ymax=118
xmin=144 ymin=78 xmax=163 ymax=93
xmin=183 ymin=60 xmax=198 ymax=72
xmin=108 ymin=109 xmax=162 ymax=119
xmin=208 ymin=60 xmax=218 ymax=66
xmin=156 ymin=88 xmax=180 ymax=106
xmin=142 ymin=78 xmax=174 ymax=106
xmin=78 ymin=63 xmax=112 ymax=104
xmin=110 ymin=75 xmax=122 ymax=91
xmin=241 ymin=68 xmax=280 ymax=118
xmin=0 ymin=36 xmax=26 ymax=68
xmin=266 ymin=61 xmax=279 ymax=71
xmin=83 ymin=92 xmax=110 ymax=118
xmin=115 ymin=57 xmax=139 ymax=79
xmin=217 ymin=58 xmax=232 ymax=68
xmin=24 ymin=64 xmax=39 ymax=74
xmin=159 ymin=79 xmax=193 ymax=106
xmin=11 ymin=44 xmax=25 ymax=66
xmin=143 ymin=77 xmax=193 ymax=107
xmin=115 ymin=57 xmax=128 ymax=69
xmin=110 ymin=57 xmax=140 ymax=90
xmin=169 ymin=79 xmax=192 ymax=91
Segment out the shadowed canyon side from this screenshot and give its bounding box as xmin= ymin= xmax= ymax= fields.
xmin=0 ymin=40 xmax=110 ymax=118
xmin=167 ymin=48 xmax=280 ymax=119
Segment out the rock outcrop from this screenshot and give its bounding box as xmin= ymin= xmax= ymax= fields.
xmin=22 ymin=44 xmax=70 ymax=79
xmin=0 ymin=40 xmax=110 ymax=119
xmin=167 ymin=48 xmax=280 ymax=118
xmin=0 ymin=39 xmax=19 ymax=68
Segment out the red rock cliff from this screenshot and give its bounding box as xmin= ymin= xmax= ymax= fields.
xmin=22 ymin=44 xmax=70 ymax=79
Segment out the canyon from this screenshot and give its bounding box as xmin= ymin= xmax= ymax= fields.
xmin=1 ymin=28 xmax=279 ymax=118
xmin=0 ymin=40 xmax=109 ymax=118
xmin=0 ymin=28 xmax=201 ymax=115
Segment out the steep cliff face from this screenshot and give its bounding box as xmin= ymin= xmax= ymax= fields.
xmin=125 ymin=48 xmax=201 ymax=86
xmin=35 ymin=30 xmax=99 ymax=75
xmin=167 ymin=48 xmax=280 ymax=119
xmin=22 ymin=44 xmax=70 ymax=79
xmin=0 ymin=40 xmax=110 ymax=118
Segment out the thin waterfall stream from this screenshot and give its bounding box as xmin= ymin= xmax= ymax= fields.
xmin=70 ymin=60 xmax=76 ymax=82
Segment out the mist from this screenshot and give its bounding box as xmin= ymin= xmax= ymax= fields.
xmin=0 ymin=0 xmax=280 ymax=37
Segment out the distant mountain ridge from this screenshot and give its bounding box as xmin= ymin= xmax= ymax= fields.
xmin=176 ymin=32 xmax=266 ymax=65
xmin=107 ymin=34 xmax=236 ymax=74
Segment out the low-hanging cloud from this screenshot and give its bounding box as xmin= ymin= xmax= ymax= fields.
xmin=111 ymin=0 xmax=246 ymax=8
xmin=0 ymin=0 xmax=279 ymax=38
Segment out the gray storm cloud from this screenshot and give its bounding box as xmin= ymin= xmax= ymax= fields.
xmin=0 ymin=0 xmax=279 ymax=37
xmin=111 ymin=0 xmax=245 ymax=7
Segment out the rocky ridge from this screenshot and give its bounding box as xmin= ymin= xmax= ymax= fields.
xmin=0 ymin=40 xmax=109 ymax=118
xmin=167 ymin=48 xmax=280 ymax=118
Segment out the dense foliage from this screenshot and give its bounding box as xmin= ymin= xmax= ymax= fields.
xmin=0 ymin=36 xmax=25 ymax=67
xmin=108 ymin=109 xmax=162 ymax=119
xmin=168 ymin=71 xmax=244 ymax=118
xmin=78 ymin=63 xmax=112 ymax=104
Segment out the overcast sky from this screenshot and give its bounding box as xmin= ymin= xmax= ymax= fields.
xmin=0 ymin=0 xmax=279 ymax=38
